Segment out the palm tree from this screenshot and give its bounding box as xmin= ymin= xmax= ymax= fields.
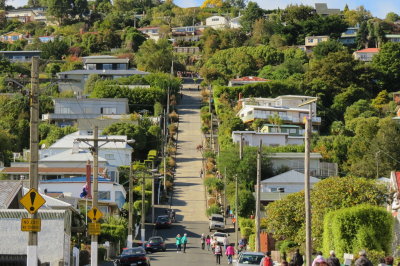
xmin=268 ymin=113 xmax=283 ymax=133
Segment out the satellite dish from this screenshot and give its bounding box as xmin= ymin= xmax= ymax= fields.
xmin=41 ymin=144 xmax=46 ymax=149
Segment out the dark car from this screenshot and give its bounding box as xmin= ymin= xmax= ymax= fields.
xmin=155 ymin=215 xmax=171 ymax=229
xmin=114 ymin=247 xmax=151 ymax=266
xmin=145 ymin=236 xmax=166 ymax=252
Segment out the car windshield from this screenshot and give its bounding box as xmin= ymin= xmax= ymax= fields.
xmin=150 ymin=238 xmax=162 ymax=243
xmin=157 ymin=217 xmax=168 ymax=222
xmin=121 ymin=248 xmax=144 ymax=256
xmin=238 ymin=254 xmax=264 ymax=264
xmin=214 ymin=233 xmax=226 ymax=237
xmin=212 ymin=217 xmax=224 ymax=222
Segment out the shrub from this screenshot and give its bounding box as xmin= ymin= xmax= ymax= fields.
xmin=169 ymin=111 xmax=179 ymax=122
xmin=206 ymin=204 xmax=221 ymax=216
xmin=239 ymin=218 xmax=255 ymax=230
xmin=241 ymin=227 xmax=253 ymax=238
xmin=208 ymin=197 xmax=217 ymax=206
xmin=168 ymin=123 xmax=178 ymax=135
xmin=249 ymin=234 xmax=255 ymax=251
xmin=204 ymin=177 xmax=224 ymax=193
xmin=276 ymin=240 xmax=298 ymax=254
xmin=322 ymin=204 xmax=393 ymax=259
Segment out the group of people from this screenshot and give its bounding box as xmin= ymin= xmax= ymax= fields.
xmin=200 ymin=234 xmax=236 ymax=264
xmin=175 ymin=233 xmax=188 ymax=253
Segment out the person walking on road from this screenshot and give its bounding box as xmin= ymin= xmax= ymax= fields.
xmin=355 ymin=250 xmax=373 ymax=266
xmin=214 ymin=243 xmax=223 ymax=264
xmin=206 ymin=235 xmax=211 ymax=251
xmin=292 ymin=249 xmax=304 ymax=266
xmin=182 ymin=233 xmax=188 ymax=253
xmin=260 ymin=251 xmax=273 ymax=266
xmin=326 ymin=251 xmax=340 ymax=266
xmin=201 ymin=233 xmax=206 ymax=250
xmin=312 ymin=251 xmax=326 ymax=266
xmin=176 ymin=234 xmax=182 ymax=253
xmin=225 ymin=244 xmax=235 ymax=264
xmin=223 ymin=236 xmax=229 ymax=251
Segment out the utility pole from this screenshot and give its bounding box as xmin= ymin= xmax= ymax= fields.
xmin=163 ymin=108 xmax=167 ymax=192
xmin=255 ymin=139 xmax=262 ymax=252
xmin=127 ymin=160 xmax=133 ymax=248
xmin=76 ymin=127 xmax=129 ymax=266
xmin=298 ymin=98 xmax=317 ymax=266
xmin=235 ymin=133 xmax=243 ymax=250
xmin=224 ymin=167 xmax=227 ymax=225
xmin=209 ymin=84 xmax=213 ymax=148
xmin=27 ymin=56 xmax=39 ymax=266
xmin=141 ymin=171 xmax=146 ymax=247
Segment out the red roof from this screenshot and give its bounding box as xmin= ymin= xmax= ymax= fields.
xmin=231 ymin=76 xmax=270 ymax=82
xmin=356 ymin=48 xmax=380 ymax=53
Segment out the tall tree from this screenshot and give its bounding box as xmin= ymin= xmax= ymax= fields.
xmin=240 ymin=1 xmax=264 ymax=33
xmin=372 ymin=42 xmax=400 ymax=92
xmin=135 ymin=39 xmax=173 ymax=73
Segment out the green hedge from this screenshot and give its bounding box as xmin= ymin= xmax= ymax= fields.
xmin=206 ymin=204 xmax=221 ymax=216
xmin=322 ymin=204 xmax=393 ymax=259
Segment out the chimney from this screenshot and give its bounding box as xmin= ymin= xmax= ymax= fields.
xmin=72 ymin=141 xmax=79 ymax=154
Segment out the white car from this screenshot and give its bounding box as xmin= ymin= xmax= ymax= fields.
xmin=212 ymin=232 xmax=229 ymax=245
xmin=209 ymin=213 xmax=225 ymax=231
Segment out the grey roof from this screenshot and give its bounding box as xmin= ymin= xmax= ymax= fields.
xmin=0 ymin=181 xmax=22 ymax=209
xmin=41 ymin=149 xmax=107 ymax=162
xmin=0 ymin=50 xmax=41 ymax=54
xmin=261 ymin=170 xmax=320 ymax=184
xmin=0 ymin=209 xmax=69 ymax=219
xmin=83 ymin=58 xmax=129 ymax=64
xmin=22 ymin=187 xmax=71 ymax=209
xmin=54 ymin=98 xmax=128 ymax=103
xmin=57 ymin=69 xmax=150 ymax=75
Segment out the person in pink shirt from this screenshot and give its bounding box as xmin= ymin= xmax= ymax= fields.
xmin=206 ymin=235 xmax=211 ymax=251
xmin=225 ymin=244 xmax=235 ymax=264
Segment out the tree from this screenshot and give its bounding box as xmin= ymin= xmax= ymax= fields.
xmin=240 ymin=1 xmax=264 ymax=33
xmin=40 ymin=39 xmax=69 ymax=60
xmin=200 ymin=0 xmax=223 ymax=8
xmin=265 ymin=177 xmax=387 ymax=249
xmin=385 ymin=12 xmax=399 ymax=22
xmin=372 ymin=42 xmax=400 ymax=92
xmin=135 ymin=39 xmax=173 ymax=73
xmin=343 ymin=5 xmax=372 ymax=26
xmin=122 ymin=27 xmax=147 ymax=52
xmin=282 ymin=4 xmax=316 ymax=23
xmin=313 ymin=40 xmax=345 ymax=60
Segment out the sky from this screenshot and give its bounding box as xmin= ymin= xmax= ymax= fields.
xmin=7 ymin=0 xmax=400 ymax=19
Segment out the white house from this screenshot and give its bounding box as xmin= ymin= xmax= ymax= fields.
xmin=5 ymin=7 xmax=47 ymax=24
xmin=237 ymin=95 xmax=321 ymax=128
xmin=229 ymin=16 xmax=242 ymax=29
xmin=206 ymin=15 xmax=229 ymax=29
xmin=82 ymin=55 xmax=129 ymax=70
xmin=232 ymin=131 xmax=304 ymax=147
xmin=138 ymin=26 xmax=160 ymax=41
xmin=261 ymin=170 xmax=320 ymax=193
xmin=40 ymin=131 xmax=133 ymax=168
xmin=40 ymin=176 xmax=126 ymax=212
xmin=353 ymin=48 xmax=379 ymax=62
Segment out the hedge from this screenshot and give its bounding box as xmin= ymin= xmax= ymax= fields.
xmin=322 ymin=204 xmax=393 ymax=259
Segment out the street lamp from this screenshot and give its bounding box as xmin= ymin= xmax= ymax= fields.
xmin=126 ymin=139 xmax=135 ymax=249
xmin=298 ymin=97 xmax=318 ymax=266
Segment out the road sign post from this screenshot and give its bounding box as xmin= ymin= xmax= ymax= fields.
xmin=20 ymin=188 xmax=46 ymax=214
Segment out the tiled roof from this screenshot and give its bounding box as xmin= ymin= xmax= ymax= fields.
xmin=231 ymin=76 xmax=269 ymax=82
xmin=0 ymin=181 xmax=22 ymax=209
xmin=355 ymin=48 xmax=380 ymax=53
xmin=1 ymin=167 xmax=104 ymax=174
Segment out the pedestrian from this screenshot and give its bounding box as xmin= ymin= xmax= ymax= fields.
xmin=214 ymin=243 xmax=223 ymax=264
xmin=385 ymin=256 xmax=394 ymax=266
xmin=292 ymin=249 xmax=304 ymax=266
xmin=206 ymin=235 xmax=211 ymax=251
xmin=176 ymin=234 xmax=182 ymax=253
xmin=326 ymin=251 xmax=340 ymax=266
xmin=181 ymin=233 xmax=188 ymax=253
xmin=211 ymin=237 xmax=216 ymax=253
xmin=223 ymin=236 xmax=228 ymax=251
xmin=355 ymin=250 xmax=373 ymax=266
xmin=197 ymin=85 xmax=200 ymax=91
xmin=200 ymin=233 xmax=206 ymax=250
xmin=225 ymin=243 xmax=235 ymax=264
xmin=260 ymin=251 xmax=273 ymax=266
xmin=312 ymin=251 xmax=326 ymax=266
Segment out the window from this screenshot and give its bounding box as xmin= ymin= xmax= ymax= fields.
xmin=117 ymin=64 xmax=127 ymax=70
xmin=308 ymin=38 xmax=313 ymax=43
xmin=103 ymin=64 xmax=112 ymax=70
xmin=99 ymin=191 xmax=110 ymax=200
xmin=87 ymin=130 xmax=93 ymax=135
xmin=101 ymin=107 xmax=117 ymax=114
xmin=212 ymin=18 xmax=220 ymax=21
xmin=86 ymin=64 xmax=96 ymax=70
xmin=4 ymin=36 xmax=8 ymax=40
xmin=247 ymin=111 xmax=253 ymax=115
xmin=105 ymin=154 xmax=115 ymax=160
xmin=12 ymin=35 xmax=19 ymax=41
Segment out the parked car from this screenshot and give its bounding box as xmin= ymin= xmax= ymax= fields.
xmin=212 ymin=232 xmax=229 ymax=245
xmin=155 ymin=215 xmax=171 ymax=229
xmin=234 ymin=252 xmax=264 ymax=266
xmin=114 ymin=247 xmax=151 ymax=266
xmin=145 ymin=236 xmax=166 ymax=253
xmin=209 ymin=213 xmax=225 ymax=231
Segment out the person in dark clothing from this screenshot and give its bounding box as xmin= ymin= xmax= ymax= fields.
xmin=326 ymin=251 xmax=340 ymax=266
xmin=355 ymin=250 xmax=373 ymax=266
xmin=292 ymin=249 xmax=304 ymax=266
xmin=385 ymin=256 xmax=394 ymax=266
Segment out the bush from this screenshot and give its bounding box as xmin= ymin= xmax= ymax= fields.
xmin=169 ymin=111 xmax=179 ymax=122
xmin=208 ymin=197 xmax=217 ymax=206
xmin=322 ymin=204 xmax=393 ymax=259
xmin=277 ymin=240 xmax=298 ymax=254
xmin=204 ymin=177 xmax=224 ymax=193
xmin=239 ymin=218 xmax=255 ymax=230
xmin=249 ymin=234 xmax=255 ymax=251
xmin=206 ymin=204 xmax=221 ymax=216
xmin=241 ymin=227 xmax=253 ymax=238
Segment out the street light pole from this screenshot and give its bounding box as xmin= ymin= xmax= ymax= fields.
xmin=299 ymin=98 xmax=317 ymax=266
xmin=127 ymin=158 xmax=133 ymax=248
xmin=255 ymin=139 xmax=262 ymax=252
xmin=141 ymin=171 xmax=146 ymax=247
xmin=235 ymin=133 xmax=243 ymax=250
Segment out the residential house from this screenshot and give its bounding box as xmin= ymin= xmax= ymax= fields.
xmin=0 ymin=50 xmax=41 ymax=62
xmin=206 ymin=15 xmax=229 ymax=29
xmin=173 ymin=46 xmax=200 ymax=54
xmin=56 ymin=69 xmax=149 ymax=92
xmin=261 ymin=124 xmax=303 ymax=135
xmin=82 ymin=55 xmax=129 ymax=70
xmin=232 ymin=130 xmax=304 ymax=147
xmin=1 ymin=149 xmax=119 ymax=182
xmin=237 ymin=95 xmax=321 ymax=130
xmin=303 ymin=35 xmax=330 ymax=52
xmin=40 ymin=176 xmax=126 ymax=211
xmin=27 ymin=36 xmax=56 ymax=44
xmin=42 ymin=98 xmax=129 ymax=126
xmin=0 ymin=31 xmax=25 ymax=43
xmin=39 ymin=131 xmax=133 ymax=168
xmin=392 ymin=92 xmax=400 ymax=123
xmin=138 ymin=27 xmax=160 ymax=41
xmin=228 ymin=76 xmax=270 ymax=87
xmin=0 ymin=180 xmax=73 ymax=265
xmin=353 ymin=48 xmax=379 ymax=62
xmin=258 ymin=170 xmax=320 ymax=204
xmin=171 ymin=26 xmax=206 ymax=43
xmin=386 ymin=34 xmax=400 ymax=43
xmin=268 ymin=152 xmax=338 ymax=178
xmin=229 ymin=16 xmax=242 ymax=29
xmin=5 ymin=7 xmax=47 ymax=24
xmin=339 ymin=27 xmax=358 ymax=45
xmin=76 ymin=117 xmax=138 ymax=136
xmin=314 ymin=3 xmax=340 ymax=16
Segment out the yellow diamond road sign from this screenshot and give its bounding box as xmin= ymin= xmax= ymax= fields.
xmin=87 ymin=207 xmax=103 ymax=222
xmin=20 ymin=188 xmax=46 ymax=214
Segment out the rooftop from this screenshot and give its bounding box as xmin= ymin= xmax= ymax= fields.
xmin=355 ymin=48 xmax=380 ymax=53
xmin=1 ymin=166 xmax=105 ymax=174
xmin=40 ymin=176 xmax=114 ymax=183
xmin=57 ymin=69 xmax=150 ymax=75
xmin=261 ymin=170 xmax=319 ymax=184
xmin=231 ymin=76 xmax=270 ymax=82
